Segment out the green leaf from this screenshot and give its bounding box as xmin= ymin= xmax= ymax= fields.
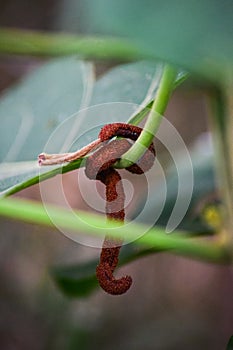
xmin=90 ymin=60 xmax=162 ymax=105
xmin=84 ymin=0 xmax=233 ymax=81
xmin=227 ymin=336 xmax=233 ymax=350
xmin=51 ymin=245 xmax=156 ymax=297
xmin=52 ymin=259 xmax=98 ymax=297
xmin=0 ymin=57 xmax=94 ymax=162
xmin=0 ymin=59 xmax=164 ymax=195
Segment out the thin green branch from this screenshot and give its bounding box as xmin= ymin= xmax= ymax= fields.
xmin=0 ymin=197 xmax=230 ymax=263
xmin=0 ymin=27 xmax=141 ymax=60
xmin=127 ymin=100 xmax=154 ymax=126
xmin=127 ymin=70 xmax=189 ymax=126
xmin=116 ymin=64 xmax=177 ymax=168
xmin=2 ymin=158 xmax=85 ymax=197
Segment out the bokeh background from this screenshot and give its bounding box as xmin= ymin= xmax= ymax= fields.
xmin=1 ymin=1 xmax=233 ymax=349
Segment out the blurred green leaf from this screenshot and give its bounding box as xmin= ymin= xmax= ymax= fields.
xmin=52 ymin=260 xmax=98 ymax=297
xmin=227 ymin=336 xmax=233 ymax=350
xmin=0 ymin=59 xmax=166 ymax=195
xmin=90 ymin=60 xmax=162 ymax=105
xmin=51 ymin=245 xmax=159 ymax=297
xmin=84 ymin=0 xmax=233 ymax=81
xmin=0 ymin=57 xmax=94 ymax=162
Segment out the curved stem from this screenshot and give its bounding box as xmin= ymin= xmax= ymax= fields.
xmin=116 ymin=64 xmax=177 ymax=168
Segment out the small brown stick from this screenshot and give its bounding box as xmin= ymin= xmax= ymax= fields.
xmin=86 ymin=139 xmax=132 ymax=295
xmin=85 ymin=124 xmax=155 ymax=295
xmin=38 ymin=138 xmax=102 ymax=165
xmin=38 ymin=122 xmax=154 ymax=167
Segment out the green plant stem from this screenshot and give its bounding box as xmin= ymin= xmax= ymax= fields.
xmin=224 ymin=86 xmax=233 ymax=236
xmin=127 ymin=100 xmax=154 ymax=126
xmin=127 ymin=71 xmax=188 ymax=126
xmin=0 ymin=27 xmax=141 ymax=60
xmin=116 ymin=64 xmax=177 ymax=168
xmin=0 ymin=196 xmax=230 ymax=263
xmin=2 ymin=158 xmax=85 ymax=197
xmin=208 ymin=87 xmax=233 ymax=241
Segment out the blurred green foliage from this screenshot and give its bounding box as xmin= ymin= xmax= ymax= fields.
xmin=83 ymin=0 xmax=233 ymax=82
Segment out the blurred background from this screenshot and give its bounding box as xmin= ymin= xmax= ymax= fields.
xmin=0 ymin=1 xmax=233 ymax=349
